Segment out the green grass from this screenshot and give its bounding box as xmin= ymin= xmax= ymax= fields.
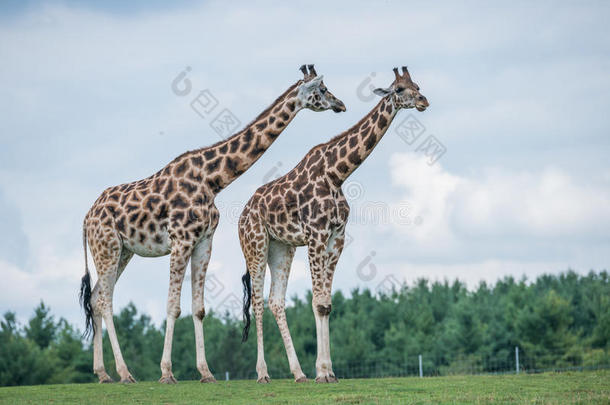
xmin=1 ymin=371 xmax=608 ymax=404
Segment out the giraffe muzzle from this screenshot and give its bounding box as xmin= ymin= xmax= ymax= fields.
xmin=332 ymin=101 xmax=346 ymax=113
xmin=415 ymin=96 xmax=429 ymax=112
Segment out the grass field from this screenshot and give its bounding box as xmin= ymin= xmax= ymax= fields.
xmin=0 ymin=371 xmax=608 ymax=404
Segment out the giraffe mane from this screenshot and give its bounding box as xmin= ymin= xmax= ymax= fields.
xmin=166 ymin=80 xmax=303 ymax=166
xmin=320 ymin=97 xmax=388 ymax=149
xmin=282 ymin=97 xmax=390 ymax=178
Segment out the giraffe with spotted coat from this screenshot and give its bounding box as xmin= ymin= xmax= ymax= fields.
xmin=239 ymin=67 xmax=429 ymax=383
xmin=79 ymin=65 xmax=346 ymax=384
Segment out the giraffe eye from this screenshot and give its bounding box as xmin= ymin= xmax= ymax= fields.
xmin=320 ymin=88 xmax=327 ymax=94
xmin=396 ymin=87 xmax=405 ymax=93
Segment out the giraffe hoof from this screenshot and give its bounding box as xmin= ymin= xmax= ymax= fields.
xmin=98 ymin=374 xmax=114 ymax=384
xmin=315 ymin=374 xmax=338 ymax=383
xmin=158 ymin=374 xmax=178 ymax=384
xmin=257 ymin=376 xmax=271 ymax=384
xmin=295 ymin=376 xmax=308 ymax=383
xmin=199 ymin=375 xmax=217 ymax=383
xmin=120 ymin=374 xmax=137 ymax=384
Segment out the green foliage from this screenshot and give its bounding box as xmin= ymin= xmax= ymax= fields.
xmin=0 ymin=309 xmax=64 ymax=386
xmin=0 ymin=270 xmax=608 ymax=386
xmin=24 ymin=301 xmax=55 ymax=350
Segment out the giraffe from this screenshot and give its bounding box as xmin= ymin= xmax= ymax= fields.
xmin=78 ymin=65 xmax=346 ymax=384
xmin=238 ymin=67 xmax=428 ymax=383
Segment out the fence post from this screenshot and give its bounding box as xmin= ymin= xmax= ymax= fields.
xmin=225 ymin=371 xmax=229 ymax=381
xmin=515 ymin=346 xmax=519 ymax=374
xmin=418 ymin=354 xmax=423 ymax=378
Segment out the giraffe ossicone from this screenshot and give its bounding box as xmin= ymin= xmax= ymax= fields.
xmin=239 ymin=66 xmax=429 ymax=383
xmin=78 ymin=64 xmax=345 ymax=384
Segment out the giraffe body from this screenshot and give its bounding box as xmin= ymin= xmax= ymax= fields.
xmin=79 ymin=65 xmax=345 ymax=384
xmin=239 ymin=67 xmax=429 ymax=383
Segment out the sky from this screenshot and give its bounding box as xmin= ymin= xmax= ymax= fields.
xmin=0 ymin=0 xmax=609 ymax=327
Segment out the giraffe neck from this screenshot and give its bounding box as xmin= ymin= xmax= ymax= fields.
xmin=197 ymin=81 xmax=303 ymax=193
xmin=325 ymin=97 xmax=397 ymax=185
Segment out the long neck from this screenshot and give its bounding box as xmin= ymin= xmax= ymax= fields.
xmin=324 ymin=97 xmax=397 ymax=185
xmin=199 ymin=82 xmax=302 ymax=193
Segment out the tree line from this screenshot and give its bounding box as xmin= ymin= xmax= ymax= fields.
xmin=1 ymin=270 xmax=609 ymax=386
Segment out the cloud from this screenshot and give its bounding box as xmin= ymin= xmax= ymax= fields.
xmin=0 ymin=246 xmax=81 ymax=322
xmin=0 ymin=188 xmax=29 ymax=268
xmin=388 ymin=152 xmax=610 ymax=252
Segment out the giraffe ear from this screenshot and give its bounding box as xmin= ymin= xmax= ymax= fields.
xmin=373 ymin=87 xmax=393 ymax=97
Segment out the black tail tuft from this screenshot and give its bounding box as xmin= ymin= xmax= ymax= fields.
xmin=79 ymin=271 xmax=94 ymax=340
xmin=241 ymin=272 xmax=252 ymax=342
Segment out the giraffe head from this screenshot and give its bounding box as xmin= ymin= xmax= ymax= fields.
xmin=374 ymin=66 xmax=429 ymax=112
xmin=296 ymin=64 xmax=346 ymax=113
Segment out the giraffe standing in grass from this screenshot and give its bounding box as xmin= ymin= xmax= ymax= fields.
xmin=239 ymin=67 xmax=429 ymax=383
xmin=79 ymin=65 xmax=346 ymax=384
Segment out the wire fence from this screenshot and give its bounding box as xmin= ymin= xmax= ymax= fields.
xmin=218 ymin=347 xmax=610 ymax=381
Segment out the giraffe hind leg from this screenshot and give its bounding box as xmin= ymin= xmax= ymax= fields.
xmin=159 ymin=241 xmax=192 ymax=384
xmin=91 ymin=281 xmax=113 ymax=383
xmin=190 ymin=237 xmax=216 ymax=383
xmin=267 ymin=239 xmax=307 ymax=382
xmin=240 ymin=225 xmax=270 ymax=383
xmin=251 ymin=254 xmax=270 ymax=383
xmin=89 ymin=224 xmax=136 ymax=383
xmin=311 ymin=229 xmax=344 ymax=383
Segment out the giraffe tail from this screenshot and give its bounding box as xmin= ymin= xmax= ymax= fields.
xmin=241 ymin=271 xmax=252 ymax=342
xmin=79 ymin=219 xmax=94 ymax=340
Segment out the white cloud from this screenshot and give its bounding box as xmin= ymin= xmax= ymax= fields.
xmin=0 ymin=247 xmax=82 ymax=324
xmin=389 ymin=152 xmax=610 ymax=248
xmin=0 ymin=188 xmax=29 ymax=268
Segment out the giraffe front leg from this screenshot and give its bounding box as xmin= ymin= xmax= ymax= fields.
xmin=159 ymin=244 xmax=190 ymax=384
xmin=190 ymin=237 xmax=216 ymax=383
